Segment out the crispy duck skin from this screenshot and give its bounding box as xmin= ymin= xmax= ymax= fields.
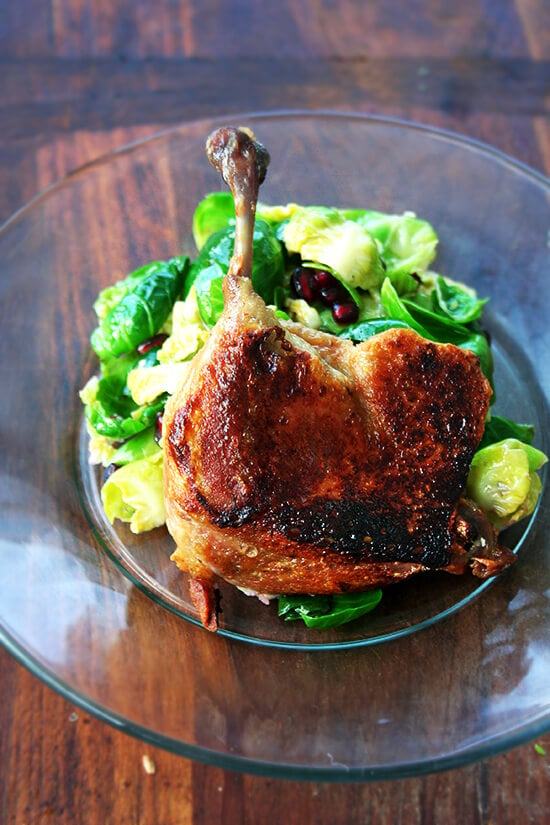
xmin=163 ymin=127 xmax=509 ymax=629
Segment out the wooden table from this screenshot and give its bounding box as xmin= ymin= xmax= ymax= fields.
xmin=1 ymin=2 xmax=549 ymax=822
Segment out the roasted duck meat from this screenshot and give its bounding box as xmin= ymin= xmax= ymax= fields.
xmin=163 ymin=127 xmax=512 ymax=630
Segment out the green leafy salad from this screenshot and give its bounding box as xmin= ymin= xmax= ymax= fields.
xmin=81 ymin=192 xmax=547 ymax=629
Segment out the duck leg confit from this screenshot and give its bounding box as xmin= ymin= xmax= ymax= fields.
xmin=163 ymin=127 xmax=514 ymax=631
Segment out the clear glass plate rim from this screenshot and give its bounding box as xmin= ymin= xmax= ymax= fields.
xmin=1 ymin=109 xmax=548 ymax=238
xmin=1 ymin=110 xmax=549 ymax=780
xmin=2 ymin=618 xmax=550 ymax=782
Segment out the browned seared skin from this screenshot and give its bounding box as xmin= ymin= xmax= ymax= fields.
xmin=188 ymin=578 xmax=219 ymax=631
xmin=164 ymin=310 xmax=492 ymax=595
xmin=163 ymin=127 xmax=500 ymax=624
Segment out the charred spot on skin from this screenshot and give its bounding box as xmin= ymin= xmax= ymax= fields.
xmin=167 ymin=407 xmax=193 ymax=472
xmin=209 ymin=500 xmax=261 ymax=528
xmin=419 ymin=344 xmax=438 ymax=373
xmin=246 ymin=327 xmax=289 ymax=375
xmin=273 ymin=500 xmax=453 ymax=567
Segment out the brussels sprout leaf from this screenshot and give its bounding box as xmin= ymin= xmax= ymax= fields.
xmin=278 ymin=590 xmax=382 ymax=628
xmin=186 ymin=220 xmax=284 ymax=325
xmin=192 ymin=192 xmax=235 ymax=249
xmin=91 ymin=257 xmax=188 ymax=360
xmin=433 ymin=275 xmax=488 ymax=323
xmin=479 ymin=415 xmax=535 ymax=450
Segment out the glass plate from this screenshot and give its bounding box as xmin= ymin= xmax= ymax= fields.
xmin=1 ymin=112 xmax=549 ymax=781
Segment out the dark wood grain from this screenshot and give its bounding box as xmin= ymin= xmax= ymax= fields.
xmin=2 ymin=647 xmax=549 ymax=825
xmin=1 ymin=1 xmax=550 ymax=823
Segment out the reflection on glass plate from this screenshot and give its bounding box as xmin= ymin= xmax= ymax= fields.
xmin=0 ymin=112 xmax=549 ymax=780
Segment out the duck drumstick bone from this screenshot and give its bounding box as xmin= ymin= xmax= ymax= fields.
xmin=206 ymin=127 xmax=270 ymax=291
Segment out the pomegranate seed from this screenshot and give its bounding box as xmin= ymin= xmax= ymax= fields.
xmin=155 ymin=412 xmax=164 ymax=444
xmin=319 ymin=285 xmax=345 ymax=306
xmin=332 ymin=302 xmax=359 ymax=325
xmin=291 ymin=267 xmax=316 ymax=302
xmin=137 ymin=333 xmax=169 ymax=355
xmin=311 ymin=269 xmax=337 ymax=289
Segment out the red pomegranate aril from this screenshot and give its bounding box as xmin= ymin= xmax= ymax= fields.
xmin=291 ymin=267 xmax=316 ymax=303
xmin=155 ymin=411 xmax=164 ymax=444
xmin=332 ymin=302 xmax=359 ymax=325
xmin=137 ymin=333 xmax=169 ymax=355
xmin=319 ymin=286 xmax=343 ymax=306
xmin=311 ymin=269 xmax=337 ymax=289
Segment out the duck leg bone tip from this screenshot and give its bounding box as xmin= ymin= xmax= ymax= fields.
xmin=205 ymin=127 xmax=270 ymax=284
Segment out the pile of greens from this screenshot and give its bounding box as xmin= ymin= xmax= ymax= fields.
xmin=81 ymin=193 xmax=547 ymax=628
